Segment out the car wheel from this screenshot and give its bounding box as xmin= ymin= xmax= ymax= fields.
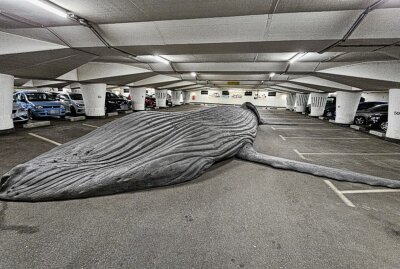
xmin=380 ymin=121 xmax=388 ymax=132
xmin=70 ymin=106 xmax=77 ymax=116
xmin=354 ymin=116 xmax=365 ymax=125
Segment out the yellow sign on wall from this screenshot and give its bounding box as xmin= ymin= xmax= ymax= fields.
xmin=227 ymin=81 xmax=240 ymax=85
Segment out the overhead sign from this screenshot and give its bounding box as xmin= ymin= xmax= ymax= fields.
xmin=227 ymin=81 xmax=240 ymax=85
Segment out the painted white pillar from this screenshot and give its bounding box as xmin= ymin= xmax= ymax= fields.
xmin=286 ymin=93 xmax=296 ymax=110
xmin=386 ymin=89 xmax=400 ymax=139
xmin=80 ymin=83 xmax=106 ymax=117
xmin=182 ymin=91 xmax=191 ymax=104
xmin=335 ymin=91 xmax=362 ymax=124
xmin=0 ymin=74 xmax=14 ymax=132
xmin=171 ymin=90 xmax=182 ymax=106
xmin=310 ymin=92 xmax=329 ymax=117
xmin=155 ymin=89 xmax=167 ymax=107
xmin=295 ymin=93 xmax=309 ymax=113
xmin=129 ymin=87 xmax=146 ymax=111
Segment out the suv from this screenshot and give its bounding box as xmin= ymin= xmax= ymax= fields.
xmin=14 ymin=91 xmax=66 ymax=119
xmin=105 ymin=92 xmax=130 ymax=113
xmin=58 ymin=93 xmax=85 ymax=116
xmin=354 ymin=103 xmax=388 ymax=125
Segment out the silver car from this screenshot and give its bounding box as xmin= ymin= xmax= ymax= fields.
xmin=57 ymin=93 xmax=85 ymax=116
xmin=12 ymin=99 xmax=29 ymax=123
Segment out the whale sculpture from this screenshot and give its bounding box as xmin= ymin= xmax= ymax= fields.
xmin=1 ymin=103 xmax=399 ymax=202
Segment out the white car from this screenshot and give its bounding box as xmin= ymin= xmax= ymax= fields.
xmin=57 ymin=93 xmax=85 ymax=116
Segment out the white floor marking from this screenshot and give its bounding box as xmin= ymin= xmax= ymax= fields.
xmin=293 ymin=149 xmax=308 ymax=160
xmin=28 ymin=133 xmax=62 ymax=146
xmin=82 ymin=123 xmax=99 ymax=128
xmin=273 ymin=128 xmax=342 ymax=130
xmin=279 ymin=135 xmax=286 ymax=141
xmin=280 ymin=137 xmax=369 ymax=140
xmin=324 ymin=180 xmax=355 ymax=207
xmin=271 ymin=126 xmax=276 ymax=130
xmin=267 ymin=122 xmax=325 ymax=125
xmin=341 ymin=189 xmax=400 ymax=194
xmin=299 ymin=152 xmax=400 ymax=156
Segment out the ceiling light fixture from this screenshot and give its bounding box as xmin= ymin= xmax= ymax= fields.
xmin=190 ymin=72 xmax=197 ymax=77
xmin=152 ymin=55 xmax=170 ymax=65
xmin=269 ymin=72 xmax=276 ymax=78
xmin=26 ymin=0 xmax=68 ymax=18
xmin=289 ymin=52 xmax=306 ymax=64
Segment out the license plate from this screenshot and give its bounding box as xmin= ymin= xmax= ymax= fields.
xmin=49 ymin=109 xmax=59 ymax=115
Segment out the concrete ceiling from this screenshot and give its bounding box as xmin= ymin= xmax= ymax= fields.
xmin=1 ymin=0 xmax=400 ymax=92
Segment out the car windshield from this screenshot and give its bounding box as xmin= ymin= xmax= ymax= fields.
xmin=69 ymin=94 xmax=83 ymax=100
xmin=25 ymin=92 xmax=55 ymax=101
xmin=370 ymin=105 xmax=388 ymax=112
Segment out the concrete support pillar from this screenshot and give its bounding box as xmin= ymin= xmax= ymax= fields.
xmin=80 ymin=83 xmax=106 ymax=117
xmin=335 ymin=91 xmax=362 ymax=124
xmin=310 ymin=92 xmax=329 ymax=117
xmin=295 ymin=93 xmax=309 ymax=113
xmin=171 ymin=90 xmax=182 ymax=106
xmin=286 ymin=93 xmax=296 ymax=110
xmin=182 ymin=91 xmax=191 ymax=104
xmin=386 ymin=89 xmax=400 ymax=139
xmin=155 ymin=89 xmax=167 ymax=107
xmin=129 ymin=87 xmax=146 ymax=111
xmin=0 ymin=74 xmax=14 ymax=133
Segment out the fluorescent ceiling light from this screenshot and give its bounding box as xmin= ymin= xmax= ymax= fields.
xmin=269 ymin=72 xmax=276 ymax=78
xmin=26 ymin=0 xmax=67 ymax=18
xmin=152 ymin=55 xmax=170 ymax=65
xmin=289 ymin=52 xmax=306 ymax=64
xmin=190 ymin=72 xmax=197 ymax=77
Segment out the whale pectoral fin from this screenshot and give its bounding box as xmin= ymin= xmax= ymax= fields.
xmin=236 ymin=144 xmax=400 ymax=188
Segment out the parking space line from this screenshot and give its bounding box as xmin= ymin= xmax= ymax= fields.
xmin=280 ymin=137 xmax=369 ymax=140
xmin=341 ymin=189 xmax=400 ymax=194
xmin=324 ymin=180 xmax=355 ymax=207
xmin=279 ymin=135 xmax=286 ymax=141
xmin=293 ymin=149 xmax=308 ymax=160
xmin=82 ymin=123 xmax=99 ymax=128
xmin=299 ymin=152 xmax=400 ymax=156
xmin=271 ymin=126 xmax=276 ymax=130
xmin=272 ymin=128 xmax=343 ymax=130
xmin=28 ymin=133 xmax=62 ymax=146
xmin=267 ymin=122 xmax=325 ymax=125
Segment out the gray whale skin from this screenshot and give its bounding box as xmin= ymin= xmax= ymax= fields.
xmin=1 ymin=103 xmax=399 ymax=202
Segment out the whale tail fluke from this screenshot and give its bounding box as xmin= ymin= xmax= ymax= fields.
xmin=237 ymin=143 xmax=400 ymax=188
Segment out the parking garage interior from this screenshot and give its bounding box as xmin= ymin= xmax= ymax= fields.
xmin=1 ymin=0 xmax=400 ymax=268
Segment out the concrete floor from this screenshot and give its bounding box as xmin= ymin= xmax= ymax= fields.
xmin=0 ymin=105 xmax=399 ymax=268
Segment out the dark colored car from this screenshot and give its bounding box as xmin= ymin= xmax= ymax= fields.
xmin=14 ymin=91 xmax=66 ymax=119
xmin=354 ymin=103 xmax=388 ymax=125
xmin=324 ymin=96 xmax=336 ymax=118
xmin=105 ymin=92 xmax=130 ymax=113
xmin=166 ymin=94 xmax=172 ymax=107
xmin=145 ymin=96 xmax=156 ymax=108
xmin=367 ymin=113 xmax=388 ymax=132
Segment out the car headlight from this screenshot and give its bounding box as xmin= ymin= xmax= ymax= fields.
xmin=35 ymin=105 xmax=43 ymax=109
xmin=60 ymin=105 xmax=65 ymax=109
xmin=78 ymin=103 xmax=85 ymax=107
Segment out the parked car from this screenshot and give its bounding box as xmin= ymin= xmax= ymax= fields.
xmin=145 ymin=95 xmax=156 ymax=108
xmin=105 ymin=92 xmax=130 ymax=112
xmin=324 ymin=96 xmax=336 ymax=118
xmin=14 ymin=91 xmax=66 ymax=119
xmin=57 ymin=93 xmax=85 ymax=116
xmin=12 ymin=97 xmax=28 ymax=123
xmin=367 ymin=112 xmax=388 ymax=132
xmin=354 ymin=103 xmax=388 ymax=125
xmin=166 ymin=94 xmax=172 ymax=106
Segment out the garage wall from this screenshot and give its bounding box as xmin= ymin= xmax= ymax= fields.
xmin=189 ymin=89 xmax=287 ymax=107
xmin=361 ymin=92 xmax=389 ymax=102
